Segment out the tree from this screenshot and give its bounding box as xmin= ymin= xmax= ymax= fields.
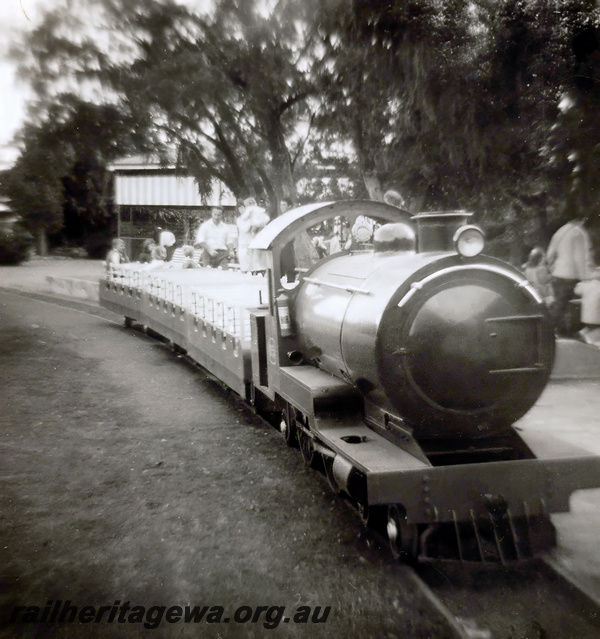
xmin=8 ymin=0 xmax=600 ymax=261
xmin=55 ymin=0 xmax=323 ymax=213
xmin=313 ymin=0 xmax=600 ymax=261
xmin=2 ymin=124 xmax=68 ymax=255
xmin=314 ymin=0 xmax=479 ymax=204
xmin=11 ymin=0 xmax=327 ymax=214
xmin=2 ymin=97 xmax=148 ymax=256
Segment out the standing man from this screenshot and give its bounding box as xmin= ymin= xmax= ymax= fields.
xmin=547 ymin=213 xmax=595 ymax=336
xmin=236 ymin=197 xmax=270 ymax=274
xmin=194 ymin=206 xmax=235 ymax=269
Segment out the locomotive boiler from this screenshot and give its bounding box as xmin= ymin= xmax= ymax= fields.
xmin=100 ymin=200 xmax=600 ymax=563
xmin=292 ymin=212 xmax=554 ymax=440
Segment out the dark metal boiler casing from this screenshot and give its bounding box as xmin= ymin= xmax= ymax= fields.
xmin=293 ymin=251 xmax=555 ymax=439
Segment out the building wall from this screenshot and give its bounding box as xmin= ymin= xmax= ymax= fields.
xmin=114 ymin=174 xmax=236 ymax=207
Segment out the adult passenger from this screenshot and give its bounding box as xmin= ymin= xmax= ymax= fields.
xmin=236 ymin=197 xmax=270 ymax=274
xmin=194 ymin=206 xmax=235 ymax=269
xmin=105 ymin=238 xmax=129 ymax=271
xmin=546 ymin=214 xmax=595 ymax=336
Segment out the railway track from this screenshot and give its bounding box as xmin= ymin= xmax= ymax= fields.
xmin=416 ymin=558 xmax=600 ymax=638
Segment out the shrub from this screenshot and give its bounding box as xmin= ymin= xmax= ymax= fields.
xmin=0 ymin=223 xmax=34 ymax=265
xmin=84 ymin=228 xmax=113 ymax=259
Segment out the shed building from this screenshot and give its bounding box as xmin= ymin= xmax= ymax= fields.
xmin=109 ymin=155 xmax=236 ymax=260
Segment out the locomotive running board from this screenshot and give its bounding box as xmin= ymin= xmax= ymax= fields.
xmin=278 ymin=366 xmax=361 ymax=416
xmin=313 ymin=412 xmax=600 ymax=522
xmin=277 ymin=366 xmax=600 ymax=561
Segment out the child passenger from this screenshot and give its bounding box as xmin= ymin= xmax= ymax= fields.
xmin=143 ymin=245 xmax=168 ymax=270
xmin=181 ymin=245 xmax=199 ymax=269
xmin=524 ymin=247 xmax=554 ymax=307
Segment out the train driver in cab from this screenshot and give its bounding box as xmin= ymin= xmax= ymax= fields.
xmin=373 ymin=223 xmax=416 ymax=254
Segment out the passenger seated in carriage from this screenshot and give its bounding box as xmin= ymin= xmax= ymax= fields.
xmin=138 ymin=239 xmax=155 ymax=264
xmin=142 ymin=245 xmax=168 ymax=270
xmin=105 ymin=238 xmax=129 ymax=271
xmin=181 ymin=245 xmax=199 ymax=269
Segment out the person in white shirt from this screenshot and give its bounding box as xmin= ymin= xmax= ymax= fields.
xmin=236 ymin=197 xmax=270 ymax=273
xmin=547 ymin=214 xmax=596 ymax=336
xmin=194 ymin=206 xmax=235 ymax=268
xmin=575 ymin=267 xmax=600 ymax=346
xmin=158 ymin=229 xmax=177 ymax=261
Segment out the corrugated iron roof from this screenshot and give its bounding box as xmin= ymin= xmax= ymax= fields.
xmin=109 ymin=155 xmax=236 ymax=207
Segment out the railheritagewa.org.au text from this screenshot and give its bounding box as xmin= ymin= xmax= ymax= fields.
xmin=9 ymin=600 xmax=331 ymax=630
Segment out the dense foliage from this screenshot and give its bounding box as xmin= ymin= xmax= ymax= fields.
xmin=0 ymin=221 xmax=34 ymax=265
xmin=2 ymin=0 xmax=600 ymax=261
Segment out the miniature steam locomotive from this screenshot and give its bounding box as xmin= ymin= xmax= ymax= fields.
xmin=100 ymin=201 xmax=600 ymax=564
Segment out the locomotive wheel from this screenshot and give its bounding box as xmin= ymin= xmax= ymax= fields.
xmin=298 ymin=431 xmax=315 ymax=466
xmin=323 ymin=456 xmax=339 ymax=493
xmin=357 ymin=502 xmax=386 ymax=529
xmin=279 ymin=405 xmax=298 ymax=448
xmin=357 ymin=501 xmax=371 ymax=526
xmin=387 ymin=505 xmax=419 ymax=563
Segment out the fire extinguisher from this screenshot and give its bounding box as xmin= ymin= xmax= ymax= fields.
xmin=276 ymin=293 xmax=293 ymax=337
